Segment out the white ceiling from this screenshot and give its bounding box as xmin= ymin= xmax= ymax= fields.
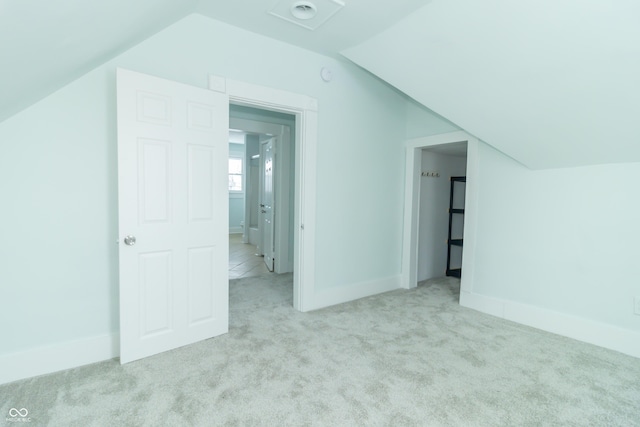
xmin=195 ymin=0 xmax=431 ymax=56
xmin=3 ymin=0 xmax=638 ymax=170
xmin=0 ymin=0 xmax=430 ymax=123
xmin=0 ymin=0 xmax=198 ymax=123
xmin=343 ymin=0 xmax=640 ymax=169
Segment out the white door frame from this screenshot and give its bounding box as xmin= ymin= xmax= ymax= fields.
xmin=211 ymin=75 xmax=317 ymax=312
xmin=401 ymin=131 xmax=479 ymax=300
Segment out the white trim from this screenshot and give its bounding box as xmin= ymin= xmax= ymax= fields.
xmin=221 ymin=77 xmax=318 ymax=113
xmin=273 ymin=127 xmax=293 ymax=273
xmin=229 ymin=226 xmax=243 ymax=234
xmin=401 ymin=131 xmax=479 ymax=298
xmin=460 ymin=291 xmax=640 ymax=359
xmin=401 ymin=144 xmax=421 ymax=289
xmin=214 ymin=76 xmax=317 ymax=312
xmin=309 ymin=276 xmax=401 ymax=311
xmin=0 ymin=334 xmax=119 ymax=385
xmin=295 ymin=108 xmax=318 ymax=312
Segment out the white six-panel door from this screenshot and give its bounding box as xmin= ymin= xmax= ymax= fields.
xmin=117 ymin=68 xmax=229 ymax=364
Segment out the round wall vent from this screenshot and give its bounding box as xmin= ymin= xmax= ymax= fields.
xmin=290 ymin=1 xmax=317 ymax=20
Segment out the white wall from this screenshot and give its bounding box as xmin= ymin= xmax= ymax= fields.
xmin=464 ymin=142 xmax=640 ymax=354
xmin=0 ymin=13 xmax=455 ymax=374
xmin=405 ymin=99 xmax=460 ymax=139
xmin=418 ymin=151 xmax=467 ymax=281
xmin=0 ymin=69 xmax=119 ymax=357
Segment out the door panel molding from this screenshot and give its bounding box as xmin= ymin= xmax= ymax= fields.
xmin=118 ymin=68 xmax=229 ymax=363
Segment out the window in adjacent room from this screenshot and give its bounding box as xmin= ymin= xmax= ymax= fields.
xmin=229 ymin=156 xmax=243 ymax=192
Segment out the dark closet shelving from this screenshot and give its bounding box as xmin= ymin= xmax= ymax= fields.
xmin=446 ymin=176 xmax=466 ymax=278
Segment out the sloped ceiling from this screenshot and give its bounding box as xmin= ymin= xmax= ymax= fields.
xmin=343 ymin=0 xmax=640 ymax=169
xmin=0 ymin=0 xmax=198 ymax=123
xmin=0 ymin=0 xmax=430 ymax=123
xmin=4 ymin=0 xmax=637 ymax=170
xmin=195 ymin=0 xmax=431 ymax=57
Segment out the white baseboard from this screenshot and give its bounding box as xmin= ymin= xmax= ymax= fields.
xmin=0 ymin=333 xmax=119 ymax=385
xmin=310 ymin=275 xmax=401 ymax=311
xmin=460 ymin=291 xmax=640 ymax=359
xmin=229 ymin=226 xmax=243 ymax=234
xmin=12 ymin=287 xmax=635 ymax=386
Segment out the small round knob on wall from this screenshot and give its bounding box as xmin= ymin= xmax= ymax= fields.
xmin=320 ymin=67 xmax=333 ymax=82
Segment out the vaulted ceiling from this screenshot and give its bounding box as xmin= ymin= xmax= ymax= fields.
xmin=0 ymin=0 xmax=428 ymax=123
xmin=2 ymin=0 xmax=638 ymax=169
xmin=343 ymin=0 xmax=640 ymax=169
xmin=0 ymin=0 xmax=198 ymax=123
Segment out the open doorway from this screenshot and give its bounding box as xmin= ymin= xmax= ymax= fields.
xmin=227 ymin=106 xmax=297 ymax=312
xmin=228 ymin=128 xmax=270 ymax=279
xmin=227 ymin=105 xmax=295 ymax=277
xmin=212 ymin=75 xmax=318 ymax=312
xmin=401 ymin=131 xmax=479 ymax=302
xmin=417 ymin=144 xmax=468 ymax=282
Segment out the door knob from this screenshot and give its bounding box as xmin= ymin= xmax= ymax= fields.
xmin=124 ymin=235 xmax=137 ymax=246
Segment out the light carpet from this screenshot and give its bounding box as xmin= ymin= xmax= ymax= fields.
xmin=1 ymin=275 xmax=639 ymax=426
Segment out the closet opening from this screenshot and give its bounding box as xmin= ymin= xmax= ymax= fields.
xmin=401 ymin=132 xmax=479 ymax=301
xmin=417 ymin=144 xmax=468 ymax=283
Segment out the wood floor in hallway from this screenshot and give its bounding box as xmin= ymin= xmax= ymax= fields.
xmin=228 ymin=233 xmax=270 ymax=279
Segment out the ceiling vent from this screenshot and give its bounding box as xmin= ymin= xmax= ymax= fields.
xmin=291 ymin=2 xmax=317 ymax=20
xmin=269 ymin=0 xmax=345 ymax=31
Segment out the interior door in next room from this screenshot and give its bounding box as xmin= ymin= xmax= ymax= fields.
xmin=260 ymin=137 xmax=275 ymax=272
